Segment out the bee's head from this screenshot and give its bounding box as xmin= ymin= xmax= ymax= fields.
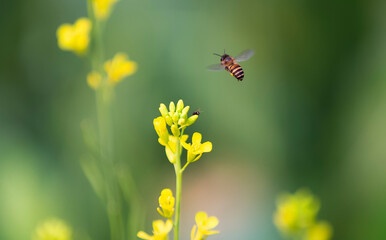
xmin=220 ymin=54 xmax=230 ymax=62
xmin=214 ymin=52 xmax=231 ymax=62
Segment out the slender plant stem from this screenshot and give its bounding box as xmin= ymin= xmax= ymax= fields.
xmin=174 ymin=137 xmax=182 ymax=240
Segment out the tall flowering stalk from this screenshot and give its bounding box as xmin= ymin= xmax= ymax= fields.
xmin=137 ymin=100 xmax=219 ymax=240
xmin=56 ymin=1 xmax=141 ymax=240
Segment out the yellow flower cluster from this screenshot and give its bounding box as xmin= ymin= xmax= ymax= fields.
xmin=138 ymin=189 xmax=174 ymax=240
xmin=154 ymin=100 xmax=211 ymax=165
xmin=191 ymin=212 xmax=219 ymax=240
xmin=92 ymin=0 xmax=119 ymax=20
xmin=273 ymin=189 xmax=333 ymax=240
xmin=33 ymin=219 xmax=72 ymax=240
xmin=57 ymin=18 xmax=91 ymax=55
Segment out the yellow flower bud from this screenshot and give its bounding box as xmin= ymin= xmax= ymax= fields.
xmin=87 ymin=71 xmax=102 ymax=90
xmin=159 ymin=104 xmax=169 ymax=118
xmin=186 ymin=115 xmax=198 ymax=126
xmin=169 ymin=101 xmax=175 ymax=115
xmin=176 ymin=99 xmax=184 ymax=112
xmin=172 ymin=112 xmax=179 ymax=123
xmin=165 ymin=115 xmax=173 ymax=126
xmin=171 ymin=124 xmax=180 ymax=137
xmin=181 ymin=106 xmax=190 ymax=118
xmin=157 ymin=189 xmax=175 ymax=218
xmin=178 ymin=118 xmax=186 ymax=126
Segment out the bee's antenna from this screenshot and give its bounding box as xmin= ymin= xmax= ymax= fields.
xmin=224 ymin=49 xmax=226 ymax=54
xmin=213 ymin=53 xmax=222 ymax=57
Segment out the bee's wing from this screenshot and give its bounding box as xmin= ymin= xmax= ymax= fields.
xmin=207 ymin=63 xmax=225 ymax=71
xmin=234 ymin=49 xmax=255 ymax=62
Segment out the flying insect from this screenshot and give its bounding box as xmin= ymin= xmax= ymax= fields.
xmin=208 ymin=49 xmax=254 ymax=81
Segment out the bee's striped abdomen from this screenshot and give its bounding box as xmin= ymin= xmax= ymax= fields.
xmin=227 ymin=63 xmax=244 ymax=81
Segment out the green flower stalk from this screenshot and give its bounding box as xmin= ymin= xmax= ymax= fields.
xmin=56 ymin=1 xmax=142 ymax=240
xmin=138 ymin=100 xmax=218 ymax=240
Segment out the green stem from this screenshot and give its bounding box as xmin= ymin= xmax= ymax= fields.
xmin=180 ymin=162 xmax=190 ymax=173
xmin=174 ymin=137 xmax=182 ymax=240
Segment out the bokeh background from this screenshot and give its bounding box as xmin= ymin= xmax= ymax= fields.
xmin=1 ymin=0 xmax=386 ymax=239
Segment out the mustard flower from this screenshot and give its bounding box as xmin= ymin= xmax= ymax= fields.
xmin=274 ymin=189 xmax=320 ymax=236
xmin=104 ymin=52 xmax=137 ymax=85
xmin=92 ymin=0 xmax=119 ymax=20
xmin=158 ymin=100 xmax=197 ymax=127
xmin=33 ymin=219 xmax=72 ymax=240
xmin=157 ymin=189 xmax=175 ymax=219
xmin=191 ymin=212 xmax=219 ymax=240
xmin=182 ymin=132 xmax=212 ymax=162
xmin=87 ymin=71 xmax=102 ymax=89
xmin=57 ymin=18 xmax=91 ymax=55
xmin=137 ymin=219 xmax=173 ymax=240
xmin=304 ymin=222 xmax=333 ymax=240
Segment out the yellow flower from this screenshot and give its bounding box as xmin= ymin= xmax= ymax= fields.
xmin=274 ymin=189 xmax=320 ymax=236
xmin=304 ymin=222 xmax=333 ymax=240
xmin=182 ymin=132 xmax=212 ymax=162
xmin=33 ymin=219 xmax=72 ymax=240
xmin=57 ymin=18 xmax=91 ymax=55
xmin=154 ymin=117 xmax=170 ymax=146
xmin=104 ymin=52 xmax=137 ymax=85
xmin=158 ymin=100 xmax=197 ymax=127
xmin=92 ymin=0 xmax=119 ymax=20
xmin=157 ymin=189 xmax=175 ymax=218
xmin=137 ymin=219 xmax=173 ymax=240
xmin=87 ymin=71 xmax=102 ymax=89
xmin=191 ymin=212 xmax=219 ymax=240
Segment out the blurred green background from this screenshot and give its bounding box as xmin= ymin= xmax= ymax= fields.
xmin=1 ymin=0 xmax=386 ymax=239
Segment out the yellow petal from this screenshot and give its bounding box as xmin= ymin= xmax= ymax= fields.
xmin=195 ymin=212 xmax=208 ymax=225
xmin=192 ymin=132 xmax=202 ymax=145
xmin=165 ymin=146 xmax=175 ymax=163
xmin=199 ymin=142 xmax=212 ymax=153
xmin=205 ymin=216 xmax=219 ymax=229
xmin=191 ymin=225 xmax=197 ymax=240
xmin=137 ymin=231 xmax=152 ymax=240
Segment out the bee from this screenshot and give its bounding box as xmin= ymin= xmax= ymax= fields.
xmin=207 ymin=49 xmax=255 ymax=81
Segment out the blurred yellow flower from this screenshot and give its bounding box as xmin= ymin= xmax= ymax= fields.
xmin=191 ymin=212 xmax=219 ymax=240
xmin=57 ymin=18 xmax=91 ymax=55
xmin=157 ymin=188 xmax=175 ymax=218
xmin=33 ymin=219 xmax=72 ymax=240
xmin=274 ymin=189 xmax=320 ymax=236
xmin=304 ymin=222 xmax=333 ymax=240
xmin=182 ymin=132 xmax=212 ymax=162
xmin=87 ymin=71 xmax=102 ymax=89
xmin=137 ymin=219 xmax=173 ymax=240
xmin=92 ymin=0 xmax=119 ymax=20
xmin=104 ymin=52 xmax=137 ymax=85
